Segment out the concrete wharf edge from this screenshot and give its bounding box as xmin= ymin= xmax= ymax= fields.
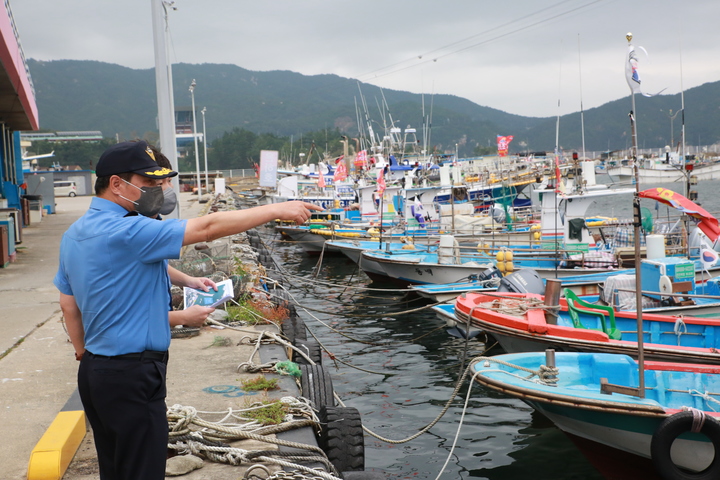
xmin=2 ymin=192 xmax=323 ymax=480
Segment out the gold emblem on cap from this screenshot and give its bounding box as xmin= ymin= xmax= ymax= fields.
xmin=146 ymin=167 xmax=173 ymax=176
xmin=146 ymin=146 xmax=156 ymax=162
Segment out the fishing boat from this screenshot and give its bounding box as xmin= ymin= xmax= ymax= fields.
xmin=471 ymin=351 xmax=720 ymax=479
xmin=412 ymin=269 xmax=628 ymax=303
xmin=468 ymin=46 xmax=720 ymax=479
xmin=455 ymin=291 xmax=720 ymax=364
xmin=607 ymin=152 xmax=720 ymax=183
xmin=360 ymin=243 xmax=620 ymax=285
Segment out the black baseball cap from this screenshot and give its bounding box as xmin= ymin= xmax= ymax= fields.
xmin=96 ymin=141 xmax=177 ymax=179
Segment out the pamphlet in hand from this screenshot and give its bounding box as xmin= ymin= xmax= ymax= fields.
xmin=183 ymin=278 xmax=234 ymax=309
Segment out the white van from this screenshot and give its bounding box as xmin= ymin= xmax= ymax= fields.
xmin=54 ymin=181 xmax=77 ymax=197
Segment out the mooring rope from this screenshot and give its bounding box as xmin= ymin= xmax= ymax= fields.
xmin=167 ymin=403 xmax=325 ymax=453
xmin=261 ymin=267 xmax=418 ymax=292
xmin=267 ymin=281 xmax=448 ymax=340
xmin=335 ymin=353 xmax=559 ymax=446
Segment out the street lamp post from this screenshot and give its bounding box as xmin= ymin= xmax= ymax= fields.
xmin=201 ymin=107 xmax=209 ymax=194
xmin=189 ymin=79 xmax=202 ymax=197
xmin=665 ymin=108 xmax=680 ymax=149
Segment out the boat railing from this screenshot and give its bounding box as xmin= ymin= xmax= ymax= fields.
xmin=438 ymin=246 xmax=619 ymax=269
xmin=610 ymin=287 xmax=720 ymax=308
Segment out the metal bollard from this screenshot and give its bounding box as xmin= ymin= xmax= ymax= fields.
xmin=545 ymin=348 xmax=557 ymax=382
xmin=544 ymin=278 xmax=562 ymax=325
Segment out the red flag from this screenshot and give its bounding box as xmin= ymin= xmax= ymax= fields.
xmin=333 ymin=161 xmax=347 ymax=182
xmin=317 ymin=172 xmax=325 ymax=188
xmin=335 ymin=155 xmax=345 ymax=164
xmin=497 ymin=135 xmax=514 ymax=157
xmin=376 ymin=169 xmax=386 ymax=195
xmin=354 ymin=150 xmax=367 ymax=168
xmin=554 ymin=150 xmax=562 ymax=193
xmin=639 ymin=188 xmax=720 ymax=241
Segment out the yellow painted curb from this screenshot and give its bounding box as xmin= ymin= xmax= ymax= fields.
xmin=27 ymin=410 xmax=86 ymax=480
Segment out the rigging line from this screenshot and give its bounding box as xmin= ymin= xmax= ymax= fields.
xmin=280 ymin=297 xmax=445 ymax=319
xmin=264 ymin=265 xmax=382 ymax=292
xmin=262 ymin=280 xmax=427 ymax=306
xmin=261 ymin=265 xmax=418 ymax=292
xmin=358 ymin=0 xmax=606 ymax=83
xmin=358 ymin=0 xmax=578 ymax=79
xmin=272 ymin=282 xmax=450 ymax=348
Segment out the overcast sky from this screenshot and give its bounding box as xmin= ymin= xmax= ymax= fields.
xmin=10 ymin=0 xmax=720 ymax=118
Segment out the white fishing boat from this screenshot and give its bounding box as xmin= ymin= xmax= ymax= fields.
xmin=606 ymin=153 xmax=720 ymax=183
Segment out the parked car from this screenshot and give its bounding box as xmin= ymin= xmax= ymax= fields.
xmin=54 ymin=181 xmax=77 ymax=197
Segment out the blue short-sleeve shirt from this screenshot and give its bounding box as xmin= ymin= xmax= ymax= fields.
xmin=54 ymin=197 xmax=187 ymax=356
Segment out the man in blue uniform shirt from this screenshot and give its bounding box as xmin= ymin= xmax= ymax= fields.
xmin=54 ymin=140 xmax=320 ymax=480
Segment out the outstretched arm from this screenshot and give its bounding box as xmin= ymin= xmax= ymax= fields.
xmin=183 ymin=201 xmax=321 ymax=246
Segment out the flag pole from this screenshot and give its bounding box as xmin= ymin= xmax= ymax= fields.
xmin=628 ymin=32 xmax=646 ymax=399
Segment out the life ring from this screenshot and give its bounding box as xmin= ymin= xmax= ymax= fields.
xmin=650 ymin=411 xmax=720 ymax=480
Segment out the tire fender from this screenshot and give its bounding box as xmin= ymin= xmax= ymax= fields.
xmin=651 ymin=411 xmax=720 ymax=480
xmin=299 ymin=364 xmax=335 ymax=410
xmin=318 ymin=406 xmax=365 ymax=473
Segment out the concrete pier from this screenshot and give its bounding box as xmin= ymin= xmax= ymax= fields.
xmin=1 ymin=192 xmax=367 ymax=480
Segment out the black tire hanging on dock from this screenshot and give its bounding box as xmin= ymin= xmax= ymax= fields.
xmin=292 ymin=317 xmax=307 ymax=341
xmin=293 ymin=339 xmax=321 ymax=365
xmin=281 ymin=317 xmax=297 ymax=344
xmin=651 ymin=411 xmax=720 ymax=480
xmin=299 ymin=364 xmax=335 ymax=410
xmin=274 ymin=289 xmax=298 ymax=318
xmin=318 ymin=406 xmax=365 ymax=473
xmin=273 ymin=288 xmax=291 ymax=307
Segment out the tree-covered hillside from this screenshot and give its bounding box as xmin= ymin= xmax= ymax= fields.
xmin=26 ymin=59 xmax=720 ymax=160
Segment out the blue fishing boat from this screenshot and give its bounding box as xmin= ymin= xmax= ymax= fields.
xmin=472 ymin=351 xmax=720 ymax=479
xmin=413 ymin=269 xmax=630 ymax=302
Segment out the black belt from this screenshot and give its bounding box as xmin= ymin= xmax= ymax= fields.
xmin=87 ymin=350 xmax=169 ymax=364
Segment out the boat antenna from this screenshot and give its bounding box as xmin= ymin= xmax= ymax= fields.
xmin=679 ymin=32 xmax=688 ymax=198
xmin=427 ymin=85 xmax=435 ymax=164
xmin=577 ymin=34 xmax=587 ymax=162
xmin=357 ymin=82 xmax=377 ymax=148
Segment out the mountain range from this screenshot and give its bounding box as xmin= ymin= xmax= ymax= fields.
xmin=26 ymin=59 xmax=720 ymax=157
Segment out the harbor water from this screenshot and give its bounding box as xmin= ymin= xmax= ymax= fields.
xmin=267 ymin=178 xmax=720 ymax=479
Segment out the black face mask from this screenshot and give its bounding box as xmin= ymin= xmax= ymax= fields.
xmin=120 ymin=179 xmax=165 ymax=218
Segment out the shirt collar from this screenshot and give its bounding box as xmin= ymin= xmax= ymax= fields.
xmin=90 ymin=196 xmax=132 ymax=216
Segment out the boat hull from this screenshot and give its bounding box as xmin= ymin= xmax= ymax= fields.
xmin=456 ymin=293 xmax=720 ymax=364
xmin=472 ymin=352 xmax=720 ymax=474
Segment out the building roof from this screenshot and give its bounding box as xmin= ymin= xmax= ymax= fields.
xmin=0 ymin=3 xmax=38 ymax=130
